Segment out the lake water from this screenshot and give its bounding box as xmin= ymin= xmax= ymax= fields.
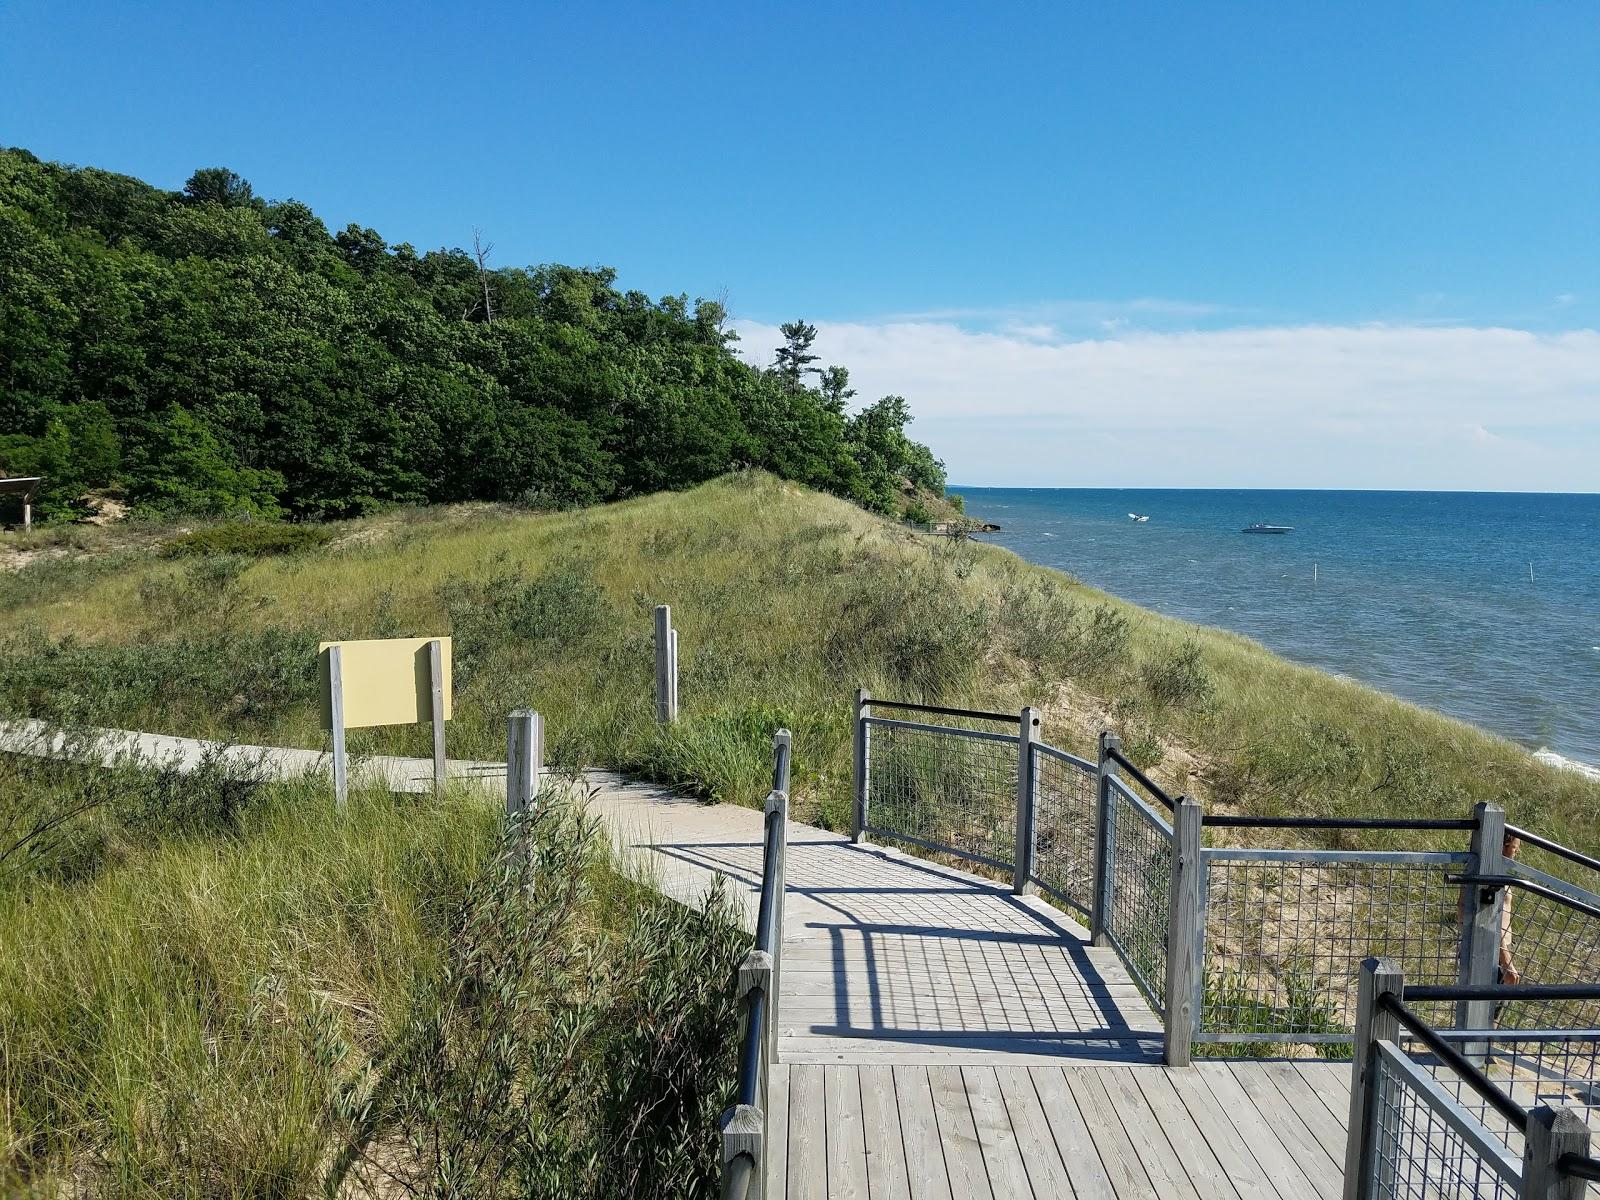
xmin=956 ymin=488 xmax=1600 ymax=766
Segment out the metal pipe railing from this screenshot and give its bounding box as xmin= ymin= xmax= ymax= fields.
xmin=1507 ymin=824 xmax=1600 ymax=878
xmin=862 ymin=697 xmax=1020 ymax=724
xmin=1103 ymin=745 xmax=1176 ymax=811
xmin=1205 ymin=813 xmax=1477 ymax=831
xmin=1378 ymin=990 xmax=1530 ymax=1133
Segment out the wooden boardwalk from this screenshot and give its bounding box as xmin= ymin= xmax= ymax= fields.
xmin=616 ymin=810 xmax=1354 ymax=1200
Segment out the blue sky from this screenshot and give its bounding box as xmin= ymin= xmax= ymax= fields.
xmin=4 ymin=1 xmax=1598 ymax=489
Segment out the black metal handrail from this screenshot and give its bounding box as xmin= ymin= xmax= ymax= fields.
xmin=864 ymin=698 xmax=1020 ymax=724
xmin=1445 ymin=872 xmax=1600 ymax=922
xmin=1104 ymin=746 xmax=1177 ymax=812
xmin=1507 ymin=824 xmax=1600 ymax=878
xmin=753 ymin=800 xmax=784 ymax=956
xmin=734 ymin=987 xmax=766 ymax=1107
xmin=1205 ymin=813 xmax=1476 ymax=831
xmin=1378 ymin=991 xmax=1529 ymax=1133
xmin=1559 ymin=1153 xmax=1600 ymax=1182
xmin=1404 ymin=983 xmax=1600 ymax=1003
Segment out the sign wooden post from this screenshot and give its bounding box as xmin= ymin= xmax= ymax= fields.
xmin=428 ymin=638 xmax=447 ymax=793
xmin=328 ymin=644 xmax=349 ymax=811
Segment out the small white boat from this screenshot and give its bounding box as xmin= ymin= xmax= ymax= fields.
xmin=1242 ymin=523 xmax=1293 ymax=534
xmin=1128 ymin=513 xmax=1149 ymax=522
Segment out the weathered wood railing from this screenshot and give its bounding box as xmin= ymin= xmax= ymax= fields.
xmin=852 ymin=691 xmax=1600 ymax=1067
xmin=719 ymin=729 xmax=791 ymax=1200
xmin=1344 ymin=959 xmax=1600 ymax=1199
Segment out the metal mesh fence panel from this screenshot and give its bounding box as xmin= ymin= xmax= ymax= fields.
xmin=1497 ymin=875 xmax=1600 ymax=1032
xmin=1200 ymin=852 xmax=1468 ymax=1041
xmin=1104 ymin=777 xmax=1171 ymax=1013
xmin=863 ymin=718 xmax=1017 ymax=870
xmin=1369 ymin=1042 xmax=1520 ymax=1200
xmin=1030 ymin=744 xmax=1097 ymax=918
xmin=1409 ymin=1030 xmax=1600 ymax=1161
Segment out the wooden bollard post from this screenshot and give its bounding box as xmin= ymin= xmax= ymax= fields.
xmin=506 ymin=709 xmax=542 ymax=868
xmin=654 ymin=605 xmax=678 ymax=723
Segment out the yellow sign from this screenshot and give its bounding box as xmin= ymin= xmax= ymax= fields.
xmin=318 ymin=637 xmax=452 ymax=730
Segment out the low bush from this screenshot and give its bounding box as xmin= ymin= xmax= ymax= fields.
xmin=161 ymin=523 xmax=332 ymax=558
xmin=1140 ymin=640 xmax=1214 ymax=709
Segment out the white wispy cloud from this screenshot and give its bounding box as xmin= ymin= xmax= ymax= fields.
xmin=733 ymin=318 xmax=1600 ymax=491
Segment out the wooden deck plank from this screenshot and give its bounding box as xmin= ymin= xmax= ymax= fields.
xmin=894 ymin=1065 xmax=956 ymax=1200
xmin=860 ymin=1065 xmax=912 ymax=1200
xmin=1198 ymin=1064 xmax=1324 ymax=1200
xmin=1230 ymin=1063 xmax=1342 ymax=1195
xmin=1125 ymin=1069 xmax=1240 ymax=1200
xmin=1064 ymin=1067 xmax=1159 ymax=1198
xmin=788 ymin=1064 xmax=827 ymax=1200
xmin=1203 ymin=1068 xmax=1331 ymax=1200
xmin=962 ymin=1067 xmax=1037 ymax=1199
xmin=1260 ymin=1062 xmax=1347 ymax=1161
xmin=767 ymin=1063 xmax=790 ymax=1200
xmin=1096 ymin=1067 xmax=1201 ymax=1199
xmin=825 ymin=1065 xmax=870 ymax=1200
xmin=928 ymin=1065 xmax=996 ymax=1200
xmin=1165 ymin=1066 xmax=1282 ymax=1200
xmin=993 ymin=1067 xmax=1077 ymax=1200
xmin=1031 ymin=1067 xmax=1119 ymax=1200
xmin=1293 ymin=1062 xmax=1354 ymax=1128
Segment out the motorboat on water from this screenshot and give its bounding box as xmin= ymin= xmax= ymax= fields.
xmin=1128 ymin=513 xmax=1150 ymax=522
xmin=1241 ymin=523 xmax=1293 ymax=534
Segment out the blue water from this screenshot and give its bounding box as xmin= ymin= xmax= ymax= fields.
xmin=957 ymin=488 xmax=1600 ymax=765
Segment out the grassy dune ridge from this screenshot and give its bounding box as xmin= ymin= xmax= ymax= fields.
xmin=4 ymin=470 xmax=1599 ymax=1194
xmin=5 ymin=470 xmax=1596 ymax=842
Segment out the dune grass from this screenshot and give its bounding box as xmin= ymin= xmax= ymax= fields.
xmin=0 ymin=752 xmax=744 ymax=1197
xmin=4 ymin=470 xmax=1595 ymax=845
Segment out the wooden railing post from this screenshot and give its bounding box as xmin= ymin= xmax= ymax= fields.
xmin=654 ymin=605 xmax=678 ymax=723
xmin=720 ymin=1103 xmax=763 ymax=1200
xmin=1457 ymin=802 xmax=1506 ymax=1047
xmin=506 ymin=709 xmax=541 ymax=868
xmin=1012 ymin=707 xmax=1040 ymax=895
xmin=1522 ymin=1105 xmax=1591 ymax=1200
xmin=852 ymin=688 xmax=870 ymax=844
xmin=1163 ymin=795 xmax=1203 ymax=1066
xmin=1091 ymin=732 xmax=1121 ymax=947
xmin=1343 ymin=958 xmax=1403 ymax=1200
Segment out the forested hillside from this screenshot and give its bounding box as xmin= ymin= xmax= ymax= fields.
xmin=0 ymin=148 xmax=945 ymax=521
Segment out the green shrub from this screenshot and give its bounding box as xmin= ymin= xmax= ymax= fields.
xmin=161 ymin=523 xmax=332 ymax=558
xmin=1140 ymin=640 xmax=1214 ymax=709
